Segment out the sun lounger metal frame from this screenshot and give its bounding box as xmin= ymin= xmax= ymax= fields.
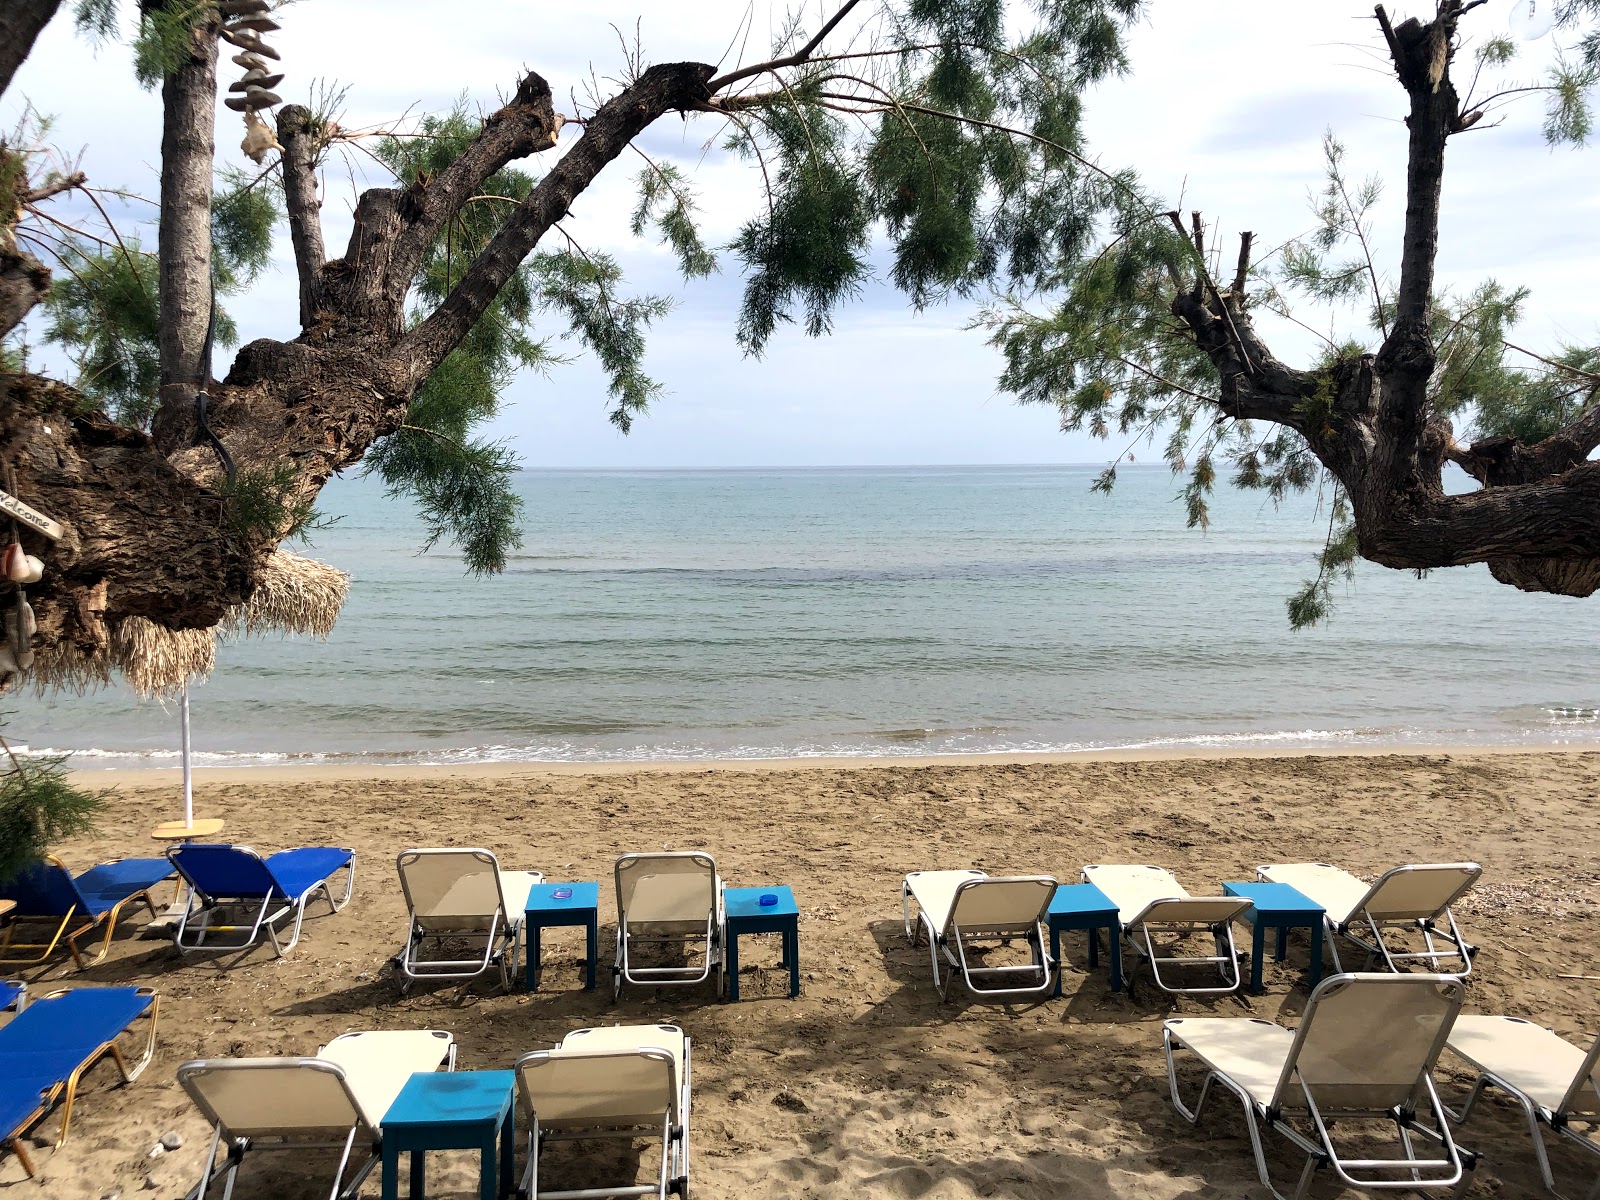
xmin=613 ymin=852 xmax=723 ymax=1001
xmin=1257 ymin=862 xmax=1480 ymax=976
xmin=168 ymin=844 xmax=355 ymax=958
xmin=0 ymin=855 xmax=171 ymax=969
xmin=515 ymin=1024 xmax=691 ymax=1200
xmin=1082 ymin=864 xmax=1250 ymax=995
xmin=178 ymin=1028 xmax=456 ymax=1200
xmin=1444 ymin=1014 xmax=1600 ymax=1199
xmin=393 ymin=848 xmax=542 ymax=993
xmin=901 ymin=870 xmax=1058 ymax=1002
xmin=1 ymin=985 xmax=160 ymax=1179
xmin=1164 ymin=973 xmax=1476 ymax=1200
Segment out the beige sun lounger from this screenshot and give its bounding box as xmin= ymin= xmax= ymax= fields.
xmin=1082 ymin=864 xmax=1251 ymax=994
xmin=901 ymin=870 xmax=1057 ymax=1001
xmin=394 ymin=848 xmax=543 ymax=992
xmin=1444 ymin=1014 xmax=1600 ymax=1198
xmin=1165 ymin=973 xmax=1476 ymax=1200
xmin=614 ymin=851 xmax=723 ymax=1000
xmin=515 ymin=1022 xmax=690 ymax=1200
xmin=178 ymin=1028 xmax=456 ymax=1200
xmin=1256 ymin=862 xmax=1480 ymax=975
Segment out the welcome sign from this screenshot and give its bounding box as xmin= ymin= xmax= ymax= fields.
xmin=0 ymin=488 xmax=64 ymax=540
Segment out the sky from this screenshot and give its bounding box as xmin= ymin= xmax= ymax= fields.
xmin=5 ymin=0 xmax=1597 ymax=468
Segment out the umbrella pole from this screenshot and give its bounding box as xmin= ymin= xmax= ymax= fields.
xmin=180 ymin=681 xmax=193 ymax=827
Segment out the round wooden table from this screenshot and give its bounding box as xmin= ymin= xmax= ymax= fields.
xmin=148 ymin=818 xmax=226 ymax=925
xmin=149 ymin=817 xmax=225 ymax=843
xmin=0 ymin=899 xmax=14 ymax=920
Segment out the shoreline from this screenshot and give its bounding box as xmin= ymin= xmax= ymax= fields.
xmin=74 ymin=739 xmax=1600 ymax=788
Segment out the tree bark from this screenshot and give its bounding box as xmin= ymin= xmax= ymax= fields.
xmin=0 ymin=0 xmax=60 ymax=101
xmin=276 ymin=105 xmax=327 ymax=329
xmin=156 ymin=12 xmax=218 ymax=408
xmin=0 ymin=248 xmax=51 ymax=339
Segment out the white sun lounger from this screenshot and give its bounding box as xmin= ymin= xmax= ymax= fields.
xmin=1444 ymin=1014 xmax=1600 ymax=1198
xmin=394 ymin=848 xmax=543 ymax=992
xmin=1256 ymin=862 xmax=1480 ymax=975
xmin=1164 ymin=973 xmax=1476 ymax=1200
xmin=613 ymin=852 xmax=724 ymax=1000
xmin=901 ymin=870 xmax=1057 ymax=1001
xmin=1082 ymin=864 xmax=1251 ymax=994
xmin=515 ymin=1022 xmax=690 ymax=1200
xmin=178 ymin=1028 xmax=456 ymax=1200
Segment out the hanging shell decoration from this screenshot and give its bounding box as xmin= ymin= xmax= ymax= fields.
xmin=219 ymin=0 xmax=285 ymax=165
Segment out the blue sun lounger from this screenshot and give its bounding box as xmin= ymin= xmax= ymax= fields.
xmin=169 ymin=844 xmax=355 ymax=957
xmin=0 ymin=855 xmax=174 ymax=969
xmin=0 ymin=981 xmax=22 ymax=1012
xmin=0 ymin=985 xmax=160 ymax=1179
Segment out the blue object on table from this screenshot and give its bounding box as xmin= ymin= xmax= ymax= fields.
xmin=1047 ymin=882 xmax=1123 ymax=995
xmin=523 ymin=881 xmax=599 ymax=992
xmin=1223 ymin=881 xmax=1325 ymax=995
xmin=724 ymin=885 xmax=799 ymax=1001
xmin=381 ymin=1069 xmax=516 ymax=1200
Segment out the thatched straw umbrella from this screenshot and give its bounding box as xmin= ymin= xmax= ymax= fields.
xmin=30 ymin=549 xmax=349 ymax=823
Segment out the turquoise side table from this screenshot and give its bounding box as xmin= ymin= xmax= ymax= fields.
xmin=524 ymin=881 xmax=599 ymax=991
xmin=1223 ymin=880 xmax=1325 ymax=994
xmin=1047 ymin=881 xmax=1123 ymax=995
xmin=723 ymin=885 xmax=799 ymax=1000
xmin=381 ymin=1069 xmax=515 ymax=1200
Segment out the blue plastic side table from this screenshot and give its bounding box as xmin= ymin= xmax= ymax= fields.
xmin=524 ymin=881 xmax=599 ymax=991
xmin=381 ymin=1069 xmax=516 ymax=1200
xmin=723 ymin=885 xmax=799 ymax=1001
xmin=1047 ymin=882 xmax=1123 ymax=995
xmin=1223 ymin=881 xmax=1325 ymax=994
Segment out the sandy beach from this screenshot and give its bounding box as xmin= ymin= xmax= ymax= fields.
xmin=6 ymin=748 xmax=1600 ymax=1199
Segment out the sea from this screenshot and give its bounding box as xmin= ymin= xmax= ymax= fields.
xmin=16 ymin=464 xmax=1600 ymax=769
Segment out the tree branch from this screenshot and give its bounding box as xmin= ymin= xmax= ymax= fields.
xmin=0 ymin=0 xmax=59 ymax=101
xmin=707 ymin=0 xmax=863 ymax=91
xmin=381 ymin=71 xmax=564 ymax=304
xmin=154 ymin=13 xmax=219 ymax=407
xmin=401 ymin=61 xmax=714 ymax=385
xmin=276 ymin=105 xmax=327 ymax=329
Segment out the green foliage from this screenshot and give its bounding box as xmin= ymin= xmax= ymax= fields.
xmin=44 ymin=241 xmax=163 ymax=428
xmin=1286 ymin=510 xmax=1357 ymax=630
xmin=0 ymin=733 xmax=102 ymax=886
xmin=42 ymin=169 xmax=277 ymax=429
xmin=131 ymin=0 xmax=212 ymax=90
xmin=365 ymin=104 xmax=565 ymax=571
xmin=219 ymin=463 xmax=320 ymax=541
xmin=364 ymin=429 xmax=524 ymax=573
xmin=729 ymin=93 xmax=872 ymax=352
xmin=71 ymin=0 xmax=119 ymax=45
xmin=1475 ymin=346 xmax=1600 ymax=443
xmin=718 ymin=0 xmax=1145 ymax=351
xmin=630 ymin=163 xmax=717 ymax=279
xmin=532 ymin=249 xmax=670 ymax=432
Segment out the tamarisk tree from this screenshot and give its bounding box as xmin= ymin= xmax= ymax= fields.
xmin=986 ymin=0 xmax=1600 ymax=624
xmin=0 ymin=0 xmax=1142 ymax=685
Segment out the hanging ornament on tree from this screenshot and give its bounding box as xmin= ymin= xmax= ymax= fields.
xmin=218 ymin=0 xmax=286 ymax=163
xmin=1508 ymin=0 xmax=1556 ymax=40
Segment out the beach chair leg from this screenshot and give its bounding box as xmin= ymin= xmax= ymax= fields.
xmin=7 ymin=1135 xmax=35 ymax=1179
xmin=902 ymin=882 xmax=918 ymax=945
xmin=329 ymin=859 xmax=356 ymax=912
xmin=520 ymin=1119 xmax=541 ymax=1200
xmin=930 ymin=935 xmax=949 ymax=1001
xmin=613 ymin=929 xmax=625 ymax=1001
xmin=327 ymin=1122 xmax=359 ymax=1200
